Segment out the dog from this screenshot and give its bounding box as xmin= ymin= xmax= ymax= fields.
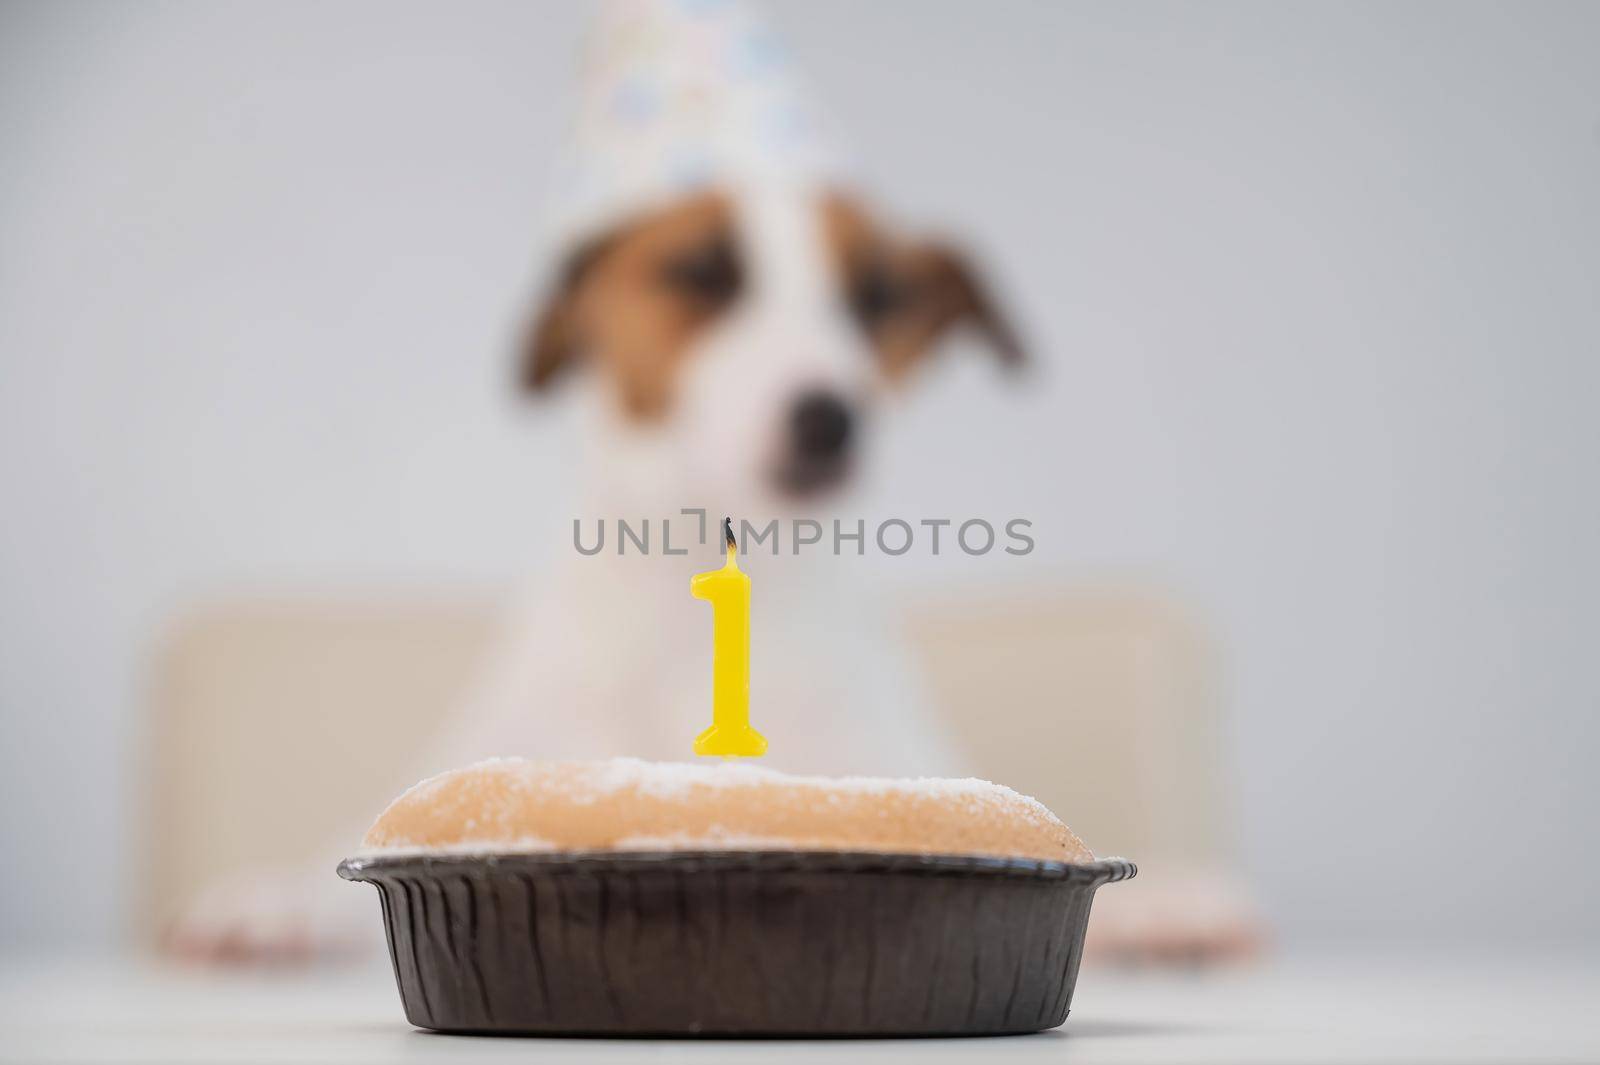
xmin=165 ymin=180 xmax=1031 ymax=963
xmin=445 ymin=184 xmax=1022 ymax=760
xmin=167 ymin=0 xmax=1259 ymax=963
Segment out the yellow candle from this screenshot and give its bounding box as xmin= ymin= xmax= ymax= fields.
xmin=690 ymin=517 xmax=768 ymax=758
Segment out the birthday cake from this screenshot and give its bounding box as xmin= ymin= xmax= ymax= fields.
xmin=358 ymin=757 xmax=1094 ymax=861
xmin=338 ymin=758 xmax=1133 ymax=1036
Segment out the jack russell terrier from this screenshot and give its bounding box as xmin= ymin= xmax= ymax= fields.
xmin=169 ymin=181 xmax=1257 ymax=967
xmin=443 ymin=184 xmax=1025 ymax=777
xmin=168 ymin=0 xmax=1258 ymax=966
xmin=167 ymin=181 xmax=1026 ymax=963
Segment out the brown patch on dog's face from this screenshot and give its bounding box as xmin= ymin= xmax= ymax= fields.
xmin=521 ymin=192 xmax=741 ymax=419
xmin=823 ymin=195 xmax=1023 ymax=380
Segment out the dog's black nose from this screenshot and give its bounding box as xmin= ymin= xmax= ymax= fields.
xmin=790 ymin=390 xmax=854 ymax=462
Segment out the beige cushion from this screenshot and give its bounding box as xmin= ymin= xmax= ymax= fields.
xmin=142 ymin=597 xmax=499 ymax=941
xmin=902 ymin=588 xmax=1232 ymax=866
xmin=141 ymin=587 xmax=1227 ymax=941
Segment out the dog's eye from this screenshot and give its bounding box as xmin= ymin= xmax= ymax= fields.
xmin=661 ymin=238 xmax=741 ymax=305
xmin=848 ymin=262 xmax=912 ymax=331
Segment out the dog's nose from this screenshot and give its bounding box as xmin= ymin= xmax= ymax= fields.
xmin=790 ymin=390 xmax=854 ymax=462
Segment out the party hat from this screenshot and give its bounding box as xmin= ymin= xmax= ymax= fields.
xmin=547 ymin=0 xmax=846 ymax=250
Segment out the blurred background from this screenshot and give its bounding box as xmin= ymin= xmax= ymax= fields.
xmin=2 ymin=0 xmax=1596 ymax=962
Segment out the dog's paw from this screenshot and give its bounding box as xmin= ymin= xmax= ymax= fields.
xmin=1085 ymin=867 xmax=1265 ymax=967
xmin=164 ymin=866 xmax=376 ymax=966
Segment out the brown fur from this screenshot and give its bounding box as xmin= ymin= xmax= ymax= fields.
xmin=522 ymin=192 xmax=738 ymax=419
xmin=521 ymin=189 xmax=1021 ymax=418
xmin=823 ymin=195 xmax=1023 ymax=379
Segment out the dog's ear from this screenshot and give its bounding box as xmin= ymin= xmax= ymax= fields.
xmin=851 ymin=237 xmax=1026 ymax=379
xmin=827 ymin=194 xmax=1025 ymax=377
xmin=902 ymin=241 xmax=1024 ymax=369
xmin=518 ymin=234 xmax=615 ymax=393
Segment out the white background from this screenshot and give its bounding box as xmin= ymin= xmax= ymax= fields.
xmin=2 ymin=0 xmax=1596 ymax=953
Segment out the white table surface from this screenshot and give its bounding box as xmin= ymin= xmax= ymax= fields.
xmin=2 ymin=953 xmax=1595 ymax=1064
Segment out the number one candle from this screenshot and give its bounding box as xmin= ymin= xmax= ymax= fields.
xmin=690 ymin=517 xmax=768 ymax=758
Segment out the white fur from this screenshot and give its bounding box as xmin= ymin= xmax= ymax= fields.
xmin=169 ymin=182 xmax=1261 ymax=968
xmin=436 ymin=181 xmax=961 ymax=778
xmin=168 ymin=182 xmax=961 ymax=964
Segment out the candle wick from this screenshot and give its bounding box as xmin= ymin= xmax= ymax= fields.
xmin=723 ymin=516 xmax=736 ymax=553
